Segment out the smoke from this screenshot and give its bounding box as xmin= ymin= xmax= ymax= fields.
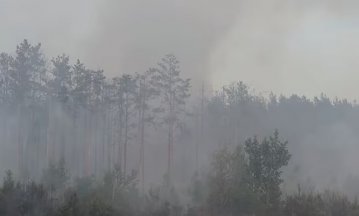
xmin=83 ymin=0 xmax=242 ymax=87
xmin=210 ymin=0 xmax=359 ymax=100
xmin=2 ymin=0 xmax=359 ymax=98
xmin=0 ymin=0 xmax=241 ymax=90
xmin=2 ymin=0 xmax=359 ymax=195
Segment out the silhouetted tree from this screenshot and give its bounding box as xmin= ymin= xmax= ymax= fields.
xmin=245 ymin=130 xmax=291 ymax=215
xmin=152 ymin=54 xmax=191 ymax=184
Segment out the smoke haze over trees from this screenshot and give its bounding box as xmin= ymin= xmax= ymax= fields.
xmin=0 ymin=39 xmax=359 ymax=192
xmin=2 ymin=0 xmax=359 ymax=215
xmin=0 ymin=38 xmax=359 ymax=215
xmin=3 ymin=0 xmax=359 ymax=99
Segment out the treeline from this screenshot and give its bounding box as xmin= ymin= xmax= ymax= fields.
xmin=1 ymin=132 xmax=359 ymax=216
xmin=0 ymin=40 xmax=190 ymax=185
xmin=204 ymin=82 xmax=359 ymax=194
xmin=191 ymin=131 xmax=359 ymax=216
xmin=2 ymin=39 xmax=359 ymax=196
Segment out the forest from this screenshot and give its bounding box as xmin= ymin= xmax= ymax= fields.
xmin=1 ymin=40 xmax=359 ymax=215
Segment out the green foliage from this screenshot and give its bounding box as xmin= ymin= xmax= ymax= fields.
xmin=245 ymin=130 xmax=291 ymax=214
xmin=56 ymin=192 xmax=80 ymax=216
xmin=283 ymin=188 xmax=359 ymax=216
xmin=74 ymin=176 xmax=95 ymax=198
xmin=284 ymin=188 xmax=325 ymax=216
xmin=0 ymin=173 xmax=53 ymax=216
xmin=88 ymin=198 xmax=115 ymax=216
xmin=42 ymin=158 xmax=68 ymax=194
xmin=3 ymin=39 xmax=359 ymax=216
xmin=152 ymin=54 xmax=191 ymax=129
xmin=50 ymin=54 xmax=72 ymax=103
xmin=188 ymin=172 xmax=207 ymax=206
xmin=12 ymin=39 xmax=47 ymax=105
xmin=2 ymin=170 xmax=15 ymax=193
xmin=153 ymin=54 xmax=191 ymax=109
xmin=207 ymin=145 xmax=261 ymax=216
xmin=72 ymin=59 xmax=91 ymax=107
xmin=207 ymin=131 xmax=290 ymax=216
xmin=142 ymin=187 xmax=185 ymax=216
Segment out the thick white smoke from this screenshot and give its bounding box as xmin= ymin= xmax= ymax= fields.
xmin=2 ymin=0 xmax=359 ymax=98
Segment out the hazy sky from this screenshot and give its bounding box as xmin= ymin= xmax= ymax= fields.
xmin=1 ymin=0 xmax=359 ymax=99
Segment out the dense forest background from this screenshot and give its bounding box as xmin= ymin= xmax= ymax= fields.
xmin=1 ymin=40 xmax=359 ymax=215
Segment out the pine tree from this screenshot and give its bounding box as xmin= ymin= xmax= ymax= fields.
xmin=136 ymin=68 xmax=158 ymax=192
xmin=152 ymin=54 xmax=191 ymax=184
xmin=11 ymin=40 xmax=46 ymax=180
